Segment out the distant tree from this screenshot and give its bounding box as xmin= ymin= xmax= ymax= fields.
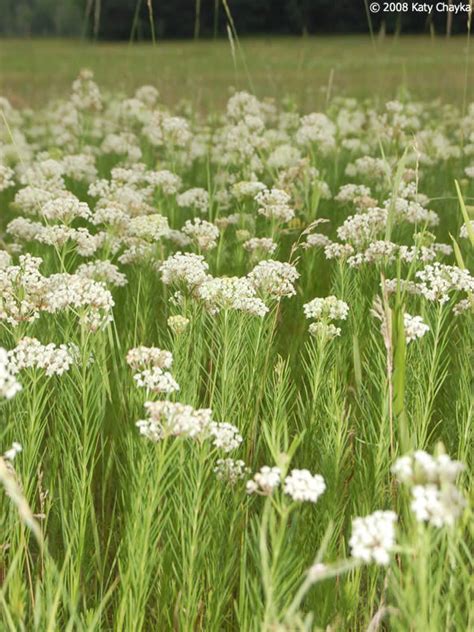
xmin=0 ymin=0 xmax=470 ymax=39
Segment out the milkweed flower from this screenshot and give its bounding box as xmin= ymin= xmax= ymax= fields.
xmin=243 ymin=237 xmax=277 ymax=258
xmin=336 ymin=207 xmax=388 ymax=248
xmin=232 ymin=180 xmax=266 ymax=200
xmin=303 ymin=296 xmax=349 ymax=339
xmin=248 ymin=260 xmax=299 ymax=300
xmin=3 ymin=442 xmax=22 ymax=462
xmin=349 ymin=511 xmax=397 ymax=566
xmin=127 ymin=346 xmax=179 ymax=394
xmin=137 ymin=401 xmax=211 ymax=441
xmin=410 ymin=485 xmax=466 ymax=528
xmin=159 ymin=252 xmax=209 ymax=289
xmin=255 ymin=188 xmax=295 ymax=224
xmin=246 ymin=466 xmax=281 ymax=496
xmin=403 ymin=313 xmax=429 ymax=343
xmin=335 ymin=183 xmax=372 ymax=204
xmin=76 ymin=260 xmax=128 ymax=287
xmin=209 ymin=422 xmax=243 ymax=452
xmin=303 ymin=296 xmax=349 ymax=321
xmin=459 ymin=220 xmax=474 ymax=238
xmin=284 ymin=469 xmax=326 ymax=503
xmin=0 ymin=165 xmax=15 ymax=192
xmin=0 ymin=348 xmax=22 ymax=399
xmin=126 ymin=347 xmax=173 ymax=371
xmin=196 ymin=276 xmax=268 ymax=317
xmin=71 ymin=69 xmax=102 ymax=112
xmin=415 ymin=263 xmax=474 ymax=305
xmin=167 ymin=315 xmax=190 ymax=335
xmin=147 ymin=169 xmax=182 ymax=196
xmin=182 ymin=218 xmax=219 ymax=251
xmin=133 ymin=368 xmax=180 ymax=394
xmin=40 ymin=195 xmax=92 ymax=223
xmin=392 ymin=450 xmax=466 ymax=528
xmin=214 ymin=458 xmax=249 ymax=484
xmin=176 ymin=188 xmax=209 ymax=214
xmin=7 ymin=337 xmax=76 ymax=377
xmin=136 ymin=401 xmax=242 ymax=453
xmin=42 ymin=273 xmax=114 ymax=331
xmin=128 ymin=214 xmax=170 ymax=241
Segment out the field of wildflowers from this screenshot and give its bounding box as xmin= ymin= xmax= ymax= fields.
xmin=0 ymin=66 xmax=472 ymax=630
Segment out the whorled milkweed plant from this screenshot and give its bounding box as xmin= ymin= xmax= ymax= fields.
xmin=0 ymin=72 xmax=472 ymax=630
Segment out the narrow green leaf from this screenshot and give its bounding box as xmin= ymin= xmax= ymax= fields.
xmin=455 ymin=179 xmax=474 ymax=247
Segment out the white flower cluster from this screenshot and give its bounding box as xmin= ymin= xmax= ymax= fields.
xmin=133 ymin=369 xmax=179 ymax=394
xmin=61 ymin=153 xmax=98 ymax=183
xmin=209 ymin=422 xmax=243 ymax=452
xmin=160 ymin=254 xmax=297 ymax=315
xmin=148 ymin=169 xmax=182 ymax=195
xmin=43 ymin=273 xmax=114 ymax=330
xmin=335 ymin=183 xmax=372 ymax=204
xmin=267 ymin=144 xmax=301 ymax=170
xmin=232 ymin=180 xmax=266 ymax=200
xmin=246 ymin=465 xmax=326 ymax=504
xmin=76 ymin=260 xmax=128 ymax=287
xmin=347 ymin=240 xmax=399 ymax=268
xmin=392 ymin=450 xmax=466 ymax=527
xmin=247 ymin=260 xmax=299 ymax=300
xmin=136 ymin=400 xmax=242 ymax=452
xmin=137 ymin=401 xmax=212 ymax=441
xmin=383 ymin=194 xmax=439 ymax=227
xmin=403 ymin=313 xmax=429 ymax=343
xmin=101 ymin=132 xmax=142 ymax=162
xmin=7 ymin=218 xmax=106 ymax=257
xmin=159 ymin=252 xmax=209 ymax=288
xmin=182 ymin=218 xmax=219 ymax=251
xmin=303 ymin=295 xmax=349 ymax=339
xmin=7 ymin=337 xmax=76 ymax=377
xmin=214 ymin=458 xmax=249 ymax=484
xmin=452 ymin=297 xmax=473 ymax=316
xmin=459 ymin=220 xmax=474 ymax=239
xmin=176 ymin=188 xmax=209 ymax=214
xmin=336 ymin=208 xmax=388 ymax=247
xmin=345 ymin=156 xmax=389 ymax=181
xmin=196 ymin=276 xmax=268 ymax=317
xmin=303 ymin=296 xmax=349 ymax=321
xmin=323 ymin=242 xmax=355 ymax=261
xmin=3 ymin=442 xmax=22 ymax=462
xmin=415 ymin=263 xmax=474 ymax=305
xmin=127 ymin=346 xmax=179 ymax=394
xmin=255 ymin=188 xmax=295 ymax=223
xmin=243 ymin=237 xmax=278 ymax=258
xmin=0 ymin=254 xmax=47 ymax=326
xmin=71 ymin=69 xmax=102 ymax=112
xmin=40 ymin=195 xmax=92 ymax=223
xmin=128 ymin=214 xmax=169 ymax=240
xmin=296 ymin=112 xmax=336 ymax=153
xmin=0 ymin=165 xmax=15 ymax=192
xmin=126 ymin=346 xmax=173 ymax=370
xmin=167 ymin=314 xmax=190 ymax=335
xmin=349 ymin=511 xmax=397 ymax=566
xmin=246 ymin=466 xmax=281 ymax=495
xmin=0 ymin=348 xmax=22 ymax=399
xmin=283 ymin=469 xmax=326 ymax=503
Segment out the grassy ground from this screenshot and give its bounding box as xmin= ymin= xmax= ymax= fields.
xmin=1 ymin=36 xmax=473 ymax=110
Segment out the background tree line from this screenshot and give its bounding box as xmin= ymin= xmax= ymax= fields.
xmin=0 ymin=0 xmax=470 ymax=40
